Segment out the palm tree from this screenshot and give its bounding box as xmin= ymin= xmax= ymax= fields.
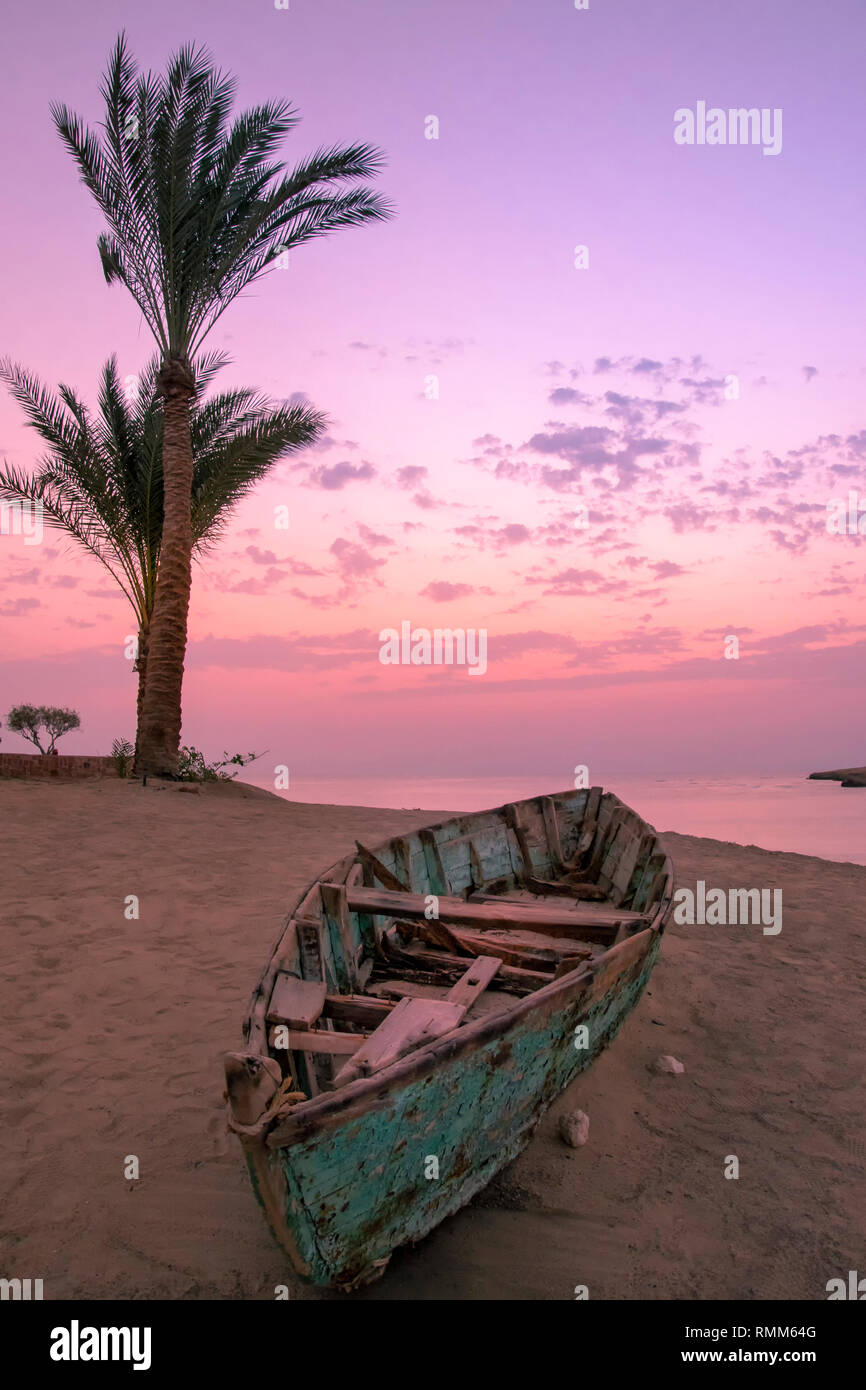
xmin=0 ymin=354 xmax=325 ymax=766
xmin=52 ymin=33 xmax=391 ymax=775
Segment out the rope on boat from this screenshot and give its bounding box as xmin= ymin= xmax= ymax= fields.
xmin=225 ymin=1077 xmax=307 ymax=1139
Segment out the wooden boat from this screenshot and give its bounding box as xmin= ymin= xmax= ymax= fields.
xmin=224 ymin=786 xmax=674 ymax=1290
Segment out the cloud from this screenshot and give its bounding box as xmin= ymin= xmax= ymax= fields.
xmin=308 ymin=460 xmax=376 ymax=489
xmin=357 ymin=523 xmax=394 ymax=548
xmin=307 ymin=434 xmax=359 ymax=453
xmin=411 ymin=490 xmax=444 ymax=510
xmin=531 ymin=429 xmax=670 ymax=492
xmin=602 ymin=391 xmax=686 ymax=426
xmin=228 ymin=578 xmax=266 ymax=594
xmin=526 ymin=567 xmax=629 ymax=597
xmin=0 ymin=597 xmax=41 ymax=616
xmin=245 ymin=545 xmax=282 ymax=565
xmin=548 ymin=387 xmax=590 ymax=406
xmin=403 ymin=336 xmax=471 ymax=364
xmin=186 ymin=629 xmax=380 ymax=672
xmin=651 ymin=560 xmax=687 ymax=578
xmin=395 ymin=464 xmax=428 ymax=488
xmin=419 ymin=581 xmax=475 ymax=602
xmin=664 ymin=502 xmax=718 ymax=533
xmin=594 ymin=354 xmax=666 ymax=377
xmin=495 ymin=523 xmax=532 ymax=546
xmin=286 ymin=558 xmax=325 ymax=577
xmin=330 ymin=538 xmax=387 ymax=581
xmin=288 ymin=586 xmax=341 ymax=609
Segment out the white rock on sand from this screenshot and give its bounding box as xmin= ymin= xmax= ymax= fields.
xmin=559 ymin=1109 xmax=590 ymax=1147
xmin=652 ymin=1054 xmax=686 ymax=1075
xmin=1 ymin=780 xmax=864 ymax=1300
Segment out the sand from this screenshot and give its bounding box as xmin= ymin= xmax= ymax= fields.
xmin=1 ymin=777 xmax=863 ymax=1300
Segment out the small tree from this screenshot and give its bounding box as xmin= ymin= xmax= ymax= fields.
xmin=7 ymin=704 xmax=80 ymax=753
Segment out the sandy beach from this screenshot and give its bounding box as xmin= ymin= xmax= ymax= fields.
xmin=1 ymin=777 xmax=863 ymax=1301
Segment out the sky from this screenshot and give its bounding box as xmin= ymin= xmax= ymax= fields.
xmin=0 ymin=0 xmax=864 ymax=781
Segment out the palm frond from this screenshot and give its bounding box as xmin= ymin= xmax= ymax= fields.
xmin=0 ymin=459 xmax=145 ymax=618
xmin=53 ymin=33 xmax=392 ymax=361
xmin=191 ymin=398 xmax=326 ymax=546
xmin=0 ymin=359 xmax=89 ymax=458
xmin=2 ymin=353 xmax=325 ymax=618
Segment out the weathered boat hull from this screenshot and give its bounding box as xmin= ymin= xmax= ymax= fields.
xmin=227 ymin=788 xmax=673 ymax=1289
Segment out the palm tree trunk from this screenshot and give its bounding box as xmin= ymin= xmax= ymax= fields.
xmin=136 ymin=358 xmax=196 ymax=776
xmin=132 ymin=625 xmax=149 ymax=773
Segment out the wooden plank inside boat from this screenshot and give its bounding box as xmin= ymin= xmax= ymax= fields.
xmin=355 ymin=840 xmax=409 ymax=892
xmin=445 ymin=955 xmax=501 ymax=1008
xmin=320 ymin=882 xmax=360 ymax=993
xmin=345 ymin=886 xmax=645 ymax=933
xmin=401 ymin=919 xmax=571 ymax=971
xmin=267 ymin=974 xmax=327 ymax=1029
xmin=376 ymin=938 xmax=552 ymax=993
xmin=332 ymin=997 xmax=466 ymax=1089
xmin=286 ymin=1028 xmax=368 ymax=1056
xmin=322 ymin=993 xmax=393 ymax=1027
xmin=370 ymin=976 xmax=515 ymax=1020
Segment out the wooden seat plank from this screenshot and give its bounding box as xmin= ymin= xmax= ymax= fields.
xmin=286 ymin=1028 xmax=368 ymax=1056
xmin=371 ymin=977 xmax=514 ymax=1020
xmin=346 ymin=885 xmax=646 ymax=933
xmin=464 ymin=930 xmax=594 ymax=960
xmin=331 ymin=997 xmax=465 ymax=1089
xmin=267 ymin=974 xmax=327 ymax=1028
xmin=467 ymin=890 xmax=643 ymax=922
xmin=445 ymin=955 xmax=501 ymax=1009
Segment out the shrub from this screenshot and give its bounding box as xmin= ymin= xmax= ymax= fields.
xmin=175 ymin=746 xmax=263 ymax=782
xmin=111 ymin=737 xmax=134 ymax=777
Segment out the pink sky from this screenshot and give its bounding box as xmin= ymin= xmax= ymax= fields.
xmin=1 ymin=0 xmax=864 ymax=778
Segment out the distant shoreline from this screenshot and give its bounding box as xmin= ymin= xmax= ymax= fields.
xmin=808 ymin=766 xmax=866 ymax=788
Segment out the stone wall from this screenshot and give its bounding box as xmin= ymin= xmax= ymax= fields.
xmin=0 ymin=753 xmax=120 ymax=779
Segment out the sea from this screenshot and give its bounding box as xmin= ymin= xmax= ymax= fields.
xmin=243 ymin=771 xmax=866 ymax=868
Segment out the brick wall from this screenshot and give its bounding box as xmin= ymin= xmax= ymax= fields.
xmin=0 ymin=753 xmax=120 ymax=779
